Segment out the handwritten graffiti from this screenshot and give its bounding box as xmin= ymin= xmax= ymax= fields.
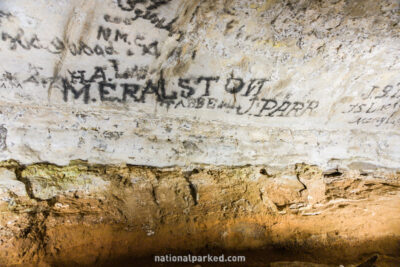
xmin=104 ymin=13 xmax=177 ymax=33
xmin=23 ymin=64 xmax=61 ymax=88
xmin=173 ymin=96 xmax=319 ymax=117
xmin=342 ymin=101 xmax=400 ymax=114
xmin=97 ymin=26 xmax=161 ymax=57
xmin=109 ymin=0 xmax=177 ymax=33
xmin=61 ymin=62 xmax=319 ymax=118
xmin=117 ymin=0 xmax=172 ymax=11
xmin=1 ymin=26 xmax=162 ymax=59
xmin=343 ymin=82 xmax=400 ymax=127
xmin=97 ymin=26 xmax=129 ymax=43
xmin=0 ymin=72 xmax=23 ymax=89
xmin=0 ymin=10 xmax=12 ymax=22
xmin=0 ymin=28 xmax=117 ymax=56
xmin=349 ymin=114 xmax=400 ymax=127
xmin=361 ymin=83 xmax=400 ymax=100
xmin=109 ymin=59 xmax=149 ymax=80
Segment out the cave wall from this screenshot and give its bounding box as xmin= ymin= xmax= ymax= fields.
xmin=0 ymin=0 xmax=399 ymax=266
xmin=0 ymin=0 xmax=399 ymax=168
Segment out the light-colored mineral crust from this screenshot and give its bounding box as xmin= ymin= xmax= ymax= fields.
xmin=0 ymin=0 xmax=398 ymax=169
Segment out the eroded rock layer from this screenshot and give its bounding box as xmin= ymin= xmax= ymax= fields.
xmin=0 ymin=0 xmax=400 ymax=265
xmin=0 ymin=160 xmax=399 ymax=266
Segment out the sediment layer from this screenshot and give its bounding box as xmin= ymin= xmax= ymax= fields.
xmin=0 ymin=160 xmax=398 ymax=266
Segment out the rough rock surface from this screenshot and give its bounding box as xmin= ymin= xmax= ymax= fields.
xmin=0 ymin=160 xmax=398 ymax=266
xmin=0 ymin=0 xmax=398 ymax=168
xmin=0 ymin=0 xmax=399 ymax=266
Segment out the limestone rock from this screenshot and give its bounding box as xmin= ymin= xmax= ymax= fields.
xmin=0 ymin=0 xmax=397 ymax=169
xmin=0 ymin=167 xmax=27 ymax=197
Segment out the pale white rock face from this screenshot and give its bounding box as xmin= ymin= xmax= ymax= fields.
xmin=0 ymin=168 xmax=27 ymax=197
xmin=0 ymin=0 xmax=399 ymax=169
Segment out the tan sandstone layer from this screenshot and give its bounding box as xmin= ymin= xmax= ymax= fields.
xmin=0 ymin=160 xmax=398 ymax=266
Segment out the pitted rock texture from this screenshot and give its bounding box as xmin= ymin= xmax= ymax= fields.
xmin=0 ymin=160 xmax=398 ymax=266
xmin=0 ymin=0 xmax=398 ymax=168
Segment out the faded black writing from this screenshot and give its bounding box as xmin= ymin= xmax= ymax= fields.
xmin=344 ymin=82 xmax=400 ymax=127
xmin=0 ymin=71 xmax=23 ymax=89
xmin=0 ymin=28 xmax=117 ymax=56
xmin=61 ymin=62 xmax=319 ymax=118
xmin=111 ymin=0 xmax=177 ymax=33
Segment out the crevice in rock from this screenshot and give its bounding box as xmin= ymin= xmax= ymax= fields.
xmin=183 ymin=169 xmax=199 ymax=206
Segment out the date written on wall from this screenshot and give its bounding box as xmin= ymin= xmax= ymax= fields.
xmin=61 ymin=63 xmax=319 ymax=118
xmin=343 ymin=82 xmax=400 ymax=127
